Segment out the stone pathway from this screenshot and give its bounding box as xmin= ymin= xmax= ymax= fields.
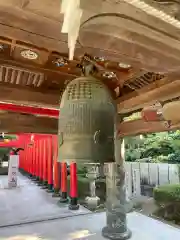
xmin=0 ymin=174 xmax=180 ymax=239
xmin=0 ymin=174 xmax=90 ymax=227
xmin=1 ymin=211 xmax=180 ymax=240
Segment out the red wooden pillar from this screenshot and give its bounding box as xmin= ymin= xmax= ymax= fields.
xmin=44 ymin=139 xmax=48 ymax=182
xmin=30 ymin=146 xmax=33 ymax=177
xmin=27 ymin=146 xmax=30 ymax=175
xmin=33 ymin=141 xmax=36 ymax=177
xmin=59 ymin=162 xmax=68 ymax=203
xmin=52 ymin=136 xmax=60 ymax=197
xmin=37 ymin=140 xmax=43 ymax=185
xmin=25 ymin=145 xmax=28 ymax=174
xmin=19 ymin=148 xmax=22 ymax=170
xmin=23 ymin=144 xmax=26 ymax=173
xmin=69 ymin=162 xmax=79 ymax=210
xmin=29 ymin=146 xmax=32 ymax=177
xmin=31 ymin=140 xmax=37 ymax=180
xmin=22 ymin=149 xmax=25 ymax=171
xmin=46 ymin=137 xmax=53 ymax=192
xmin=34 ymin=140 xmax=38 ymax=179
xmin=32 ymin=144 xmax=35 ymax=177
xmin=29 ymin=146 xmax=32 ymax=175
xmin=36 ymin=140 xmax=40 ymax=180
xmin=41 ymin=139 xmax=44 ymax=184
xmin=53 ymin=160 xmax=60 ymax=197
xmin=41 ymin=139 xmax=48 ymax=188
xmin=40 ymin=139 xmax=44 ymax=182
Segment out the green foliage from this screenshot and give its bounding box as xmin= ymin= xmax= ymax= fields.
xmin=77 ymin=164 xmax=87 ymax=177
xmin=123 ymin=112 xmax=141 ymax=121
xmin=67 ymin=176 xmax=106 ymax=201
xmin=154 ymin=184 xmax=180 ymax=203
xmin=154 ymin=155 xmax=169 ymax=163
xmin=67 ymin=176 xmax=90 ymax=198
xmin=154 ymin=184 xmax=180 ymax=223
xmin=125 ymin=130 xmax=180 ymax=163
xmin=126 ymin=149 xmax=141 ymax=162
xmin=0 ymin=148 xmax=11 ymax=161
xmin=167 ymin=153 xmax=180 ymax=163
xmin=4 ymin=135 xmax=17 ymax=140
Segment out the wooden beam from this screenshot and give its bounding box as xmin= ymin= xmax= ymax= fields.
xmin=0 ymin=84 xmax=60 ymax=107
xmin=0 ymin=58 xmax=79 ymax=78
xmin=0 ymin=112 xmax=58 ymax=133
xmin=118 ymin=119 xmax=180 ymax=137
xmin=117 ymin=79 xmax=180 ymax=114
xmin=1 ymin=126 xmax=57 ymax=134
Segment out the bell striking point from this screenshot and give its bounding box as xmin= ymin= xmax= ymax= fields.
xmin=58 ymin=76 xmax=116 ymax=164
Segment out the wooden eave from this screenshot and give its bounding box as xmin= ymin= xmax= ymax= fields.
xmin=0 ymin=1 xmax=179 ymax=133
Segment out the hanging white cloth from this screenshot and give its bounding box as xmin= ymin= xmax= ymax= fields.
xmin=61 ymin=0 xmax=83 ymax=60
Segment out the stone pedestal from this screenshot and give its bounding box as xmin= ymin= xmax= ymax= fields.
xmin=85 ymin=163 xmax=100 ymax=209
xmin=102 ymin=123 xmax=132 ymax=240
xmin=102 ymin=162 xmax=131 ymax=240
xmin=102 ymin=163 xmax=131 ymax=239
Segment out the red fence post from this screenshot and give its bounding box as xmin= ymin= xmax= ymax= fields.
xmin=29 ymin=146 xmax=33 ymax=178
xmin=52 ymin=136 xmax=60 ymax=197
xmin=53 ymin=160 xmax=60 ymax=197
xmin=41 ymin=139 xmax=48 ymax=189
xmin=32 ymin=142 xmax=35 ymax=177
xmin=59 ymin=162 xmax=68 ymax=203
xmin=27 ymin=146 xmax=30 ymax=176
xmin=19 ymin=148 xmax=23 ymax=172
xmin=23 ymin=144 xmax=26 ymax=173
xmin=19 ymin=149 xmax=22 ymax=170
xmin=46 ymin=137 xmax=53 ymax=192
xmin=31 ymin=146 xmax=34 ymax=177
xmin=32 ymin=140 xmax=37 ymax=181
xmin=26 ymin=144 xmax=29 ymax=174
xmin=37 ymin=140 xmax=43 ymax=186
xmin=22 ymin=142 xmax=29 ymax=175
xmin=34 ymin=140 xmax=38 ymax=180
xmin=27 ymin=146 xmax=31 ymax=176
xmin=69 ymin=162 xmax=79 ymax=210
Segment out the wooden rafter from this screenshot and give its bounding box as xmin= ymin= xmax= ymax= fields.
xmin=117 ymin=78 xmax=180 ymax=114
xmin=118 ymin=119 xmax=180 ymax=137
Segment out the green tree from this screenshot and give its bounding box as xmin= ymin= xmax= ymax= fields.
xmin=125 ymin=130 xmax=180 ymax=163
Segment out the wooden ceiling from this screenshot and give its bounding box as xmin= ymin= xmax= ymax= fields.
xmin=0 ymin=0 xmax=179 ymax=134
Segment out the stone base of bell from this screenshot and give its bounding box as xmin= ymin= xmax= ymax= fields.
xmin=102 ymin=226 xmax=132 ymax=240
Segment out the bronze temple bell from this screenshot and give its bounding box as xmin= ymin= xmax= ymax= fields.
xmin=58 ymin=76 xmax=116 ymax=164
